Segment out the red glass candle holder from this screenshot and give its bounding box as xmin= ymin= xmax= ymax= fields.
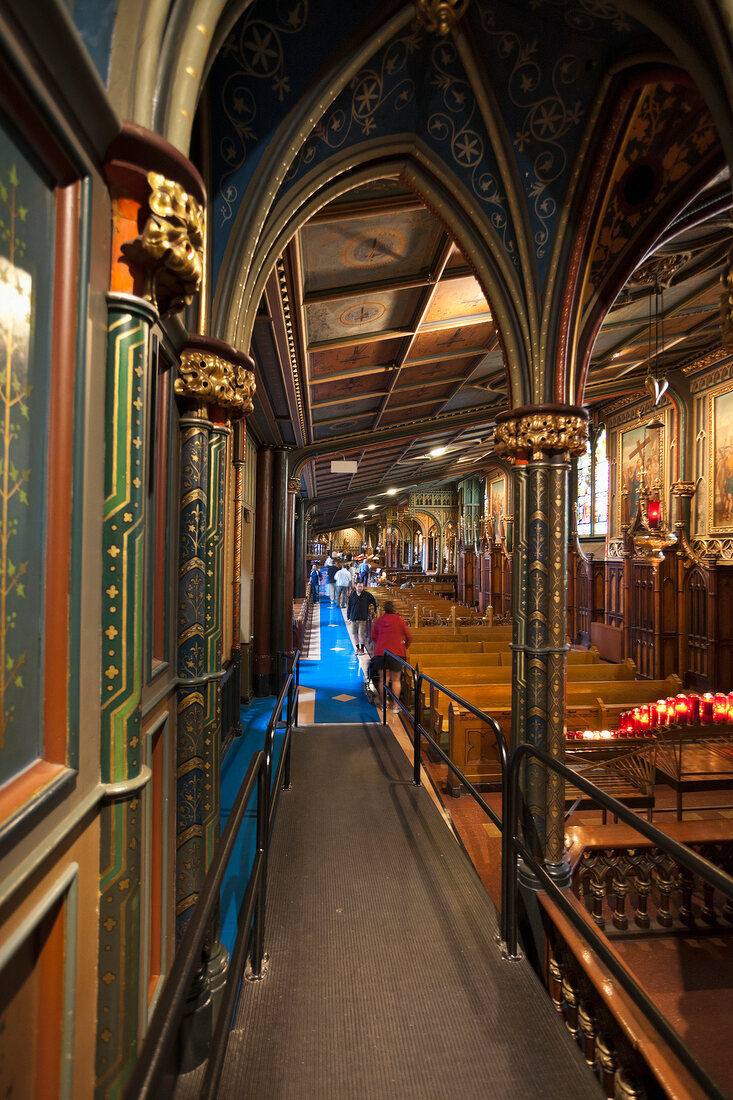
xmin=675 ymin=694 xmax=690 ymax=726
xmin=666 ymin=696 xmax=678 ymax=725
xmin=701 ymin=693 xmax=714 ymax=724
xmin=687 ymin=694 xmax=700 ymax=725
xmin=648 ymin=499 xmax=661 ymax=528
xmin=656 ymin=699 xmax=668 ymax=727
xmin=713 ymin=692 xmax=727 ymax=724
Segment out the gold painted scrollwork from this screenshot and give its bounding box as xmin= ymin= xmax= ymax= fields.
xmin=176 ymin=350 xmax=256 ymax=412
xmin=288 ymin=476 xmax=300 ymax=494
xmin=123 ymin=171 xmax=204 ymax=317
xmin=414 ymin=0 xmax=468 ymax=35
xmin=494 ymin=412 xmax=589 ymax=459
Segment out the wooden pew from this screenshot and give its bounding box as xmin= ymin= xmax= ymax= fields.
xmin=442 ymin=674 xmax=681 ymax=796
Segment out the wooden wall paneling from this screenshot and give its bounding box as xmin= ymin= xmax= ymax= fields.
xmin=684 ymin=565 xmax=709 ymax=688
xmin=591 ymin=561 xmax=605 ymax=622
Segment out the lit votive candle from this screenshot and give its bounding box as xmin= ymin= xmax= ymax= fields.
xmin=701 ymin=693 xmax=715 ymax=724
xmin=713 ymin=692 xmax=728 ymax=724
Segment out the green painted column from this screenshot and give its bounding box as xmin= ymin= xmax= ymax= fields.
xmin=96 ymin=292 xmax=156 ymax=1095
xmin=495 ymin=407 xmax=588 ymax=883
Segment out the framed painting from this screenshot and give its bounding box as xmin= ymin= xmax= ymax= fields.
xmin=709 ymin=381 xmax=733 ymax=532
xmin=618 ymin=423 xmax=663 ymax=527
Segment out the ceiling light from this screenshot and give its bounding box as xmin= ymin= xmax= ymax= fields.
xmin=386 ymin=488 xmax=398 ymax=496
xmin=367 ymin=504 xmax=377 ymax=510
xmin=429 ymin=446 xmax=447 ymax=457
xmin=356 ymin=513 xmax=365 ymax=519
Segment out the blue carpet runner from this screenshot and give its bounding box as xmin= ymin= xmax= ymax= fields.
xmin=220 ymin=598 xmax=378 ymax=953
xmin=300 ymin=597 xmax=379 ymax=723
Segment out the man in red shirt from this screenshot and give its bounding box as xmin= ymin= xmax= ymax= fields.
xmin=370 ymin=600 xmax=412 ymax=712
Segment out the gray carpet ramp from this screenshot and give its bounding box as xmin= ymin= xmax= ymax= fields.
xmin=219 ymin=722 xmax=599 ymax=1099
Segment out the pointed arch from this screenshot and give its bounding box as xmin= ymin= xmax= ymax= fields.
xmin=214 ymin=141 xmax=531 ymax=407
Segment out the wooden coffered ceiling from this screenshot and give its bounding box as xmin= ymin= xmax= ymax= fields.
xmin=249 ymin=173 xmax=732 ymax=534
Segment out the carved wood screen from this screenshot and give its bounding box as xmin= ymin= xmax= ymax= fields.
xmin=631 ymin=564 xmax=655 ymax=678
xmin=685 ymin=567 xmax=709 ymax=687
xmin=606 ymin=562 xmax=624 ymax=628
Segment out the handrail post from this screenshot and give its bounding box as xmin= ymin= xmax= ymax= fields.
xmin=502 ymin=755 xmax=519 ymax=956
xmin=250 ymin=763 xmax=268 ymax=978
xmin=413 ymin=671 xmax=422 ymax=786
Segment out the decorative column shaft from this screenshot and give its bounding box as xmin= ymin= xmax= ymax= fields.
xmin=97 ymin=124 xmax=206 ymax=1095
xmin=232 ymin=420 xmax=246 ymax=723
xmin=253 ymin=447 xmax=274 ymax=695
xmin=270 ymin=449 xmax=289 ymax=687
xmin=495 ymin=406 xmax=588 ymax=878
xmin=294 ymin=496 xmax=306 ymax=598
xmin=174 ymin=336 xmax=255 ymax=940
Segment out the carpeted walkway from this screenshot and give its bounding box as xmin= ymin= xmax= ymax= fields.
xmin=215 ymin=722 xmax=599 ymax=1099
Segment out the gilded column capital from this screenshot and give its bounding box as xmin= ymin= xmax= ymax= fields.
xmin=288 ymin=476 xmax=301 ymax=494
xmin=176 ymin=335 xmax=256 ymax=413
xmin=671 ymin=480 xmax=697 ymax=499
xmin=414 ymin=0 xmax=469 ymax=35
xmin=104 ymin=122 xmax=206 ymax=318
xmin=494 ymin=404 xmax=589 ymax=461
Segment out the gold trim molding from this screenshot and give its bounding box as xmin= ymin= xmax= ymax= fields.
xmin=123 ymin=171 xmax=204 ymax=317
xmin=494 ymin=411 xmax=589 ymax=459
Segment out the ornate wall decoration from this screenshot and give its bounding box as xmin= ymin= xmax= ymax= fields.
xmin=284 ymin=26 xmax=418 ymax=185
xmin=583 ymin=82 xmax=718 ymax=309
xmin=0 ymin=150 xmax=53 ymax=776
xmin=688 ymin=349 xmax=733 ymax=390
xmin=494 ymin=409 xmax=588 ymax=458
xmin=122 ymin=172 xmax=204 ymax=317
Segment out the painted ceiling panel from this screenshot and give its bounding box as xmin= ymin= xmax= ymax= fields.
xmin=312 ymin=400 xmax=381 ymax=425
xmin=406 ymin=322 xmax=494 ymax=361
xmin=311 ymin=373 xmax=389 ymax=404
xmin=305 ymin=287 xmax=424 ymax=346
xmin=422 ymin=275 xmax=491 ymax=325
xmin=309 ymin=339 xmax=403 ymax=378
xmin=396 ymin=358 xmax=477 ymax=387
xmin=301 ymin=208 xmax=444 ymax=295
xmin=386 ymin=383 xmax=456 ymax=407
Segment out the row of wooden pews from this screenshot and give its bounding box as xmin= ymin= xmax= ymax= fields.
xmin=385 ymin=622 xmax=681 ymax=813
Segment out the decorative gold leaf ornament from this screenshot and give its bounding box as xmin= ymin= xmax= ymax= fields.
xmin=123 ymin=171 xmax=205 ymax=317
xmin=176 ymin=349 xmax=256 ymax=412
xmin=494 ymin=412 xmax=589 ymax=459
xmin=414 ymin=0 xmax=469 ymax=35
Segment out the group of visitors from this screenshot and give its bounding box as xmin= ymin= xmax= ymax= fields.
xmin=307 ymin=555 xmax=411 ymax=709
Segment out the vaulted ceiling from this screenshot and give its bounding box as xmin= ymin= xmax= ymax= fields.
xmin=198 ymin=1 xmax=733 ymax=535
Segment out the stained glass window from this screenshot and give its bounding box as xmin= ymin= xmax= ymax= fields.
xmin=576 ymin=428 xmax=609 ymax=538
xmin=594 ymin=428 xmax=609 ymax=535
xmin=577 ymin=442 xmax=592 ymax=536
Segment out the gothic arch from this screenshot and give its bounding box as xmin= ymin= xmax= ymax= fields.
xmin=214 ymin=141 xmax=531 ymax=407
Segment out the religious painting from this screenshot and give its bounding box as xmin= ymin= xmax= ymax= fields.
xmin=709 ymin=381 xmax=733 ymax=532
xmin=487 ymin=475 xmax=506 ymax=539
xmin=619 ymin=424 xmax=662 ymax=527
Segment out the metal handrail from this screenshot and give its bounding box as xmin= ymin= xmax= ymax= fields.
xmin=380 ymin=651 xmax=510 ymax=939
xmin=125 ymin=652 xmax=301 ymax=1100
xmin=503 ymin=742 xmax=733 ymax=1100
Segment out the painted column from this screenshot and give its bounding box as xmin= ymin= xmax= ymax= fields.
xmin=294 ymin=496 xmax=306 ymax=598
xmin=253 ymin=447 xmax=274 ymax=696
xmin=270 ymin=448 xmax=289 ymax=688
xmin=286 ymin=475 xmax=298 ymax=650
xmin=495 ymin=406 xmax=588 ymax=881
xmin=231 ymin=420 xmax=246 ymax=725
xmin=174 ymin=336 xmax=256 ymax=939
xmin=97 ymin=126 xmax=206 ymax=1095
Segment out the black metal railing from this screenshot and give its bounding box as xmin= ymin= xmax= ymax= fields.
xmin=125 ymin=652 xmax=300 ymax=1100
xmin=380 ymin=651 xmax=510 ymax=939
xmin=502 ymin=743 xmax=733 ymax=1100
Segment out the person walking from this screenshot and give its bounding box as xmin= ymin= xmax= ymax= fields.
xmin=346 ymin=580 xmax=377 ymax=653
xmin=335 ymin=562 xmax=351 ymax=608
xmin=326 ymin=558 xmax=338 ymax=604
xmin=309 ymin=563 xmax=320 ymax=602
xmin=370 ymin=600 xmax=411 ymax=712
